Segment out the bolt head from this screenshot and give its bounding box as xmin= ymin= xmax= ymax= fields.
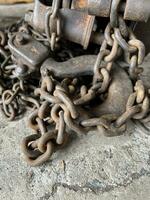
xmin=14 ymin=65 xmax=28 ymax=77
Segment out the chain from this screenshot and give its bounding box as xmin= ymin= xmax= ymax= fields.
xmin=22 ymin=75 xmax=80 ymax=166
xmin=0 ymin=0 xmax=150 ymax=166
xmin=75 ymin=1 xmax=149 ymax=135
xmin=97 ymin=11 xmax=145 ymax=132
xmin=45 ymin=0 xmax=61 ymax=51
xmin=109 ymin=2 xmax=148 ymax=130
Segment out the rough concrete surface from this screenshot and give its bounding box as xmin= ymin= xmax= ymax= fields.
xmin=0 ymin=111 xmax=150 ymax=200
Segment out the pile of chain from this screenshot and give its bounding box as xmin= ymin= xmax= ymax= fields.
xmin=0 ymin=0 xmax=150 ymax=166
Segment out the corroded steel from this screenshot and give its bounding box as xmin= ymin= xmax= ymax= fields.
xmin=0 ymin=0 xmax=150 ymax=166
xmin=124 ymin=0 xmax=150 ymax=22
xmin=59 ymin=8 xmax=95 ymax=49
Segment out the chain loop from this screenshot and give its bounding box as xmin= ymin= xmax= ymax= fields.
xmin=110 ymin=0 xmax=121 ymax=28
xmin=45 ymin=0 xmax=61 ymax=51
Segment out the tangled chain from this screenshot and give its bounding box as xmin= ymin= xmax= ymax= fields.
xmin=0 ymin=0 xmax=150 ymax=166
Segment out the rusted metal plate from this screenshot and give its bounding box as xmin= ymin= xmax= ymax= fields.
xmin=8 ymin=32 xmax=49 ymax=69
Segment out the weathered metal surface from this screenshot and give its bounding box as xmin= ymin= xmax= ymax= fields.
xmin=25 ymin=0 xmax=50 ymax=33
xmin=124 ymin=0 xmax=150 ymax=22
xmin=41 ymin=55 xmax=97 ymax=78
xmin=92 ymin=63 xmax=133 ymax=116
xmin=72 ymin=0 xmax=150 ymax=22
xmin=63 ymin=0 xmax=72 ymax=8
xmin=139 ymin=54 xmax=150 ymax=89
xmin=8 ymin=32 xmax=49 ymax=73
xmin=25 ymin=4 xmax=96 ymax=48
xmin=134 ymin=19 xmax=150 ymax=54
xmin=88 ymin=0 xmax=112 ymax=17
xmin=31 ymin=0 xmax=48 ymax=33
xmin=72 ymin=0 xmax=88 ymax=9
xmin=59 ymin=9 xmax=95 ymax=49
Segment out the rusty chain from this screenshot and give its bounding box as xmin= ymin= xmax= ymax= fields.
xmin=45 ymin=0 xmax=61 ymax=51
xmin=0 ymin=0 xmax=150 ymax=166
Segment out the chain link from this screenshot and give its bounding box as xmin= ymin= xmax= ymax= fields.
xmin=45 ymin=0 xmax=61 ymax=51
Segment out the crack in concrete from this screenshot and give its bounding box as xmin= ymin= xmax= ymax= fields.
xmin=51 ymin=168 xmax=150 ymax=196
xmin=148 ymin=152 xmax=150 ymax=165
